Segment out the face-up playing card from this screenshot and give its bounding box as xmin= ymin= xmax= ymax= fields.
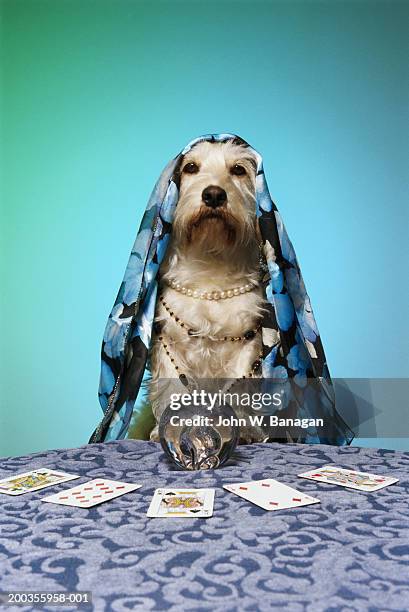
xmin=298 ymin=465 xmax=399 ymax=492
xmin=0 ymin=468 xmax=80 ymax=496
xmin=41 ymin=478 xmax=141 ymax=508
xmin=147 ymin=489 xmax=215 ymax=518
xmin=223 ymin=479 xmax=320 ymax=511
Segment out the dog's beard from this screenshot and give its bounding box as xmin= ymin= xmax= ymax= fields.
xmin=184 ymin=207 xmax=239 ymax=253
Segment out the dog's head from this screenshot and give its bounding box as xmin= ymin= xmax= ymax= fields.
xmin=172 ymin=140 xmax=258 ymax=255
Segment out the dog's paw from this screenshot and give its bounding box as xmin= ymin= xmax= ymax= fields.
xmin=238 ymin=426 xmax=269 ymax=445
xmin=149 ymin=426 xmax=160 ymax=442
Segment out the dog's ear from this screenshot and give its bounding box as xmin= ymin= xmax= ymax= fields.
xmin=255 ymin=216 xmax=263 ymax=244
xmin=171 ymin=154 xmax=184 ymax=189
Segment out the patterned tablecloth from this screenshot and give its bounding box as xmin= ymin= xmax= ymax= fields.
xmin=0 ymin=440 xmax=408 ymax=611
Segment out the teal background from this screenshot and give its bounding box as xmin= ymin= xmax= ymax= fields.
xmin=1 ymin=0 xmax=408 ymax=457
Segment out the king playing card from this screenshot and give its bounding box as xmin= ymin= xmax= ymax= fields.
xmin=0 ymin=468 xmax=79 ymax=496
xmin=147 ymin=488 xmax=215 ymax=518
xmin=298 ymin=465 xmax=399 ymax=491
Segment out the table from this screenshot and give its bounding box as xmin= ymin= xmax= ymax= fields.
xmin=1 ymin=440 xmax=408 ymax=611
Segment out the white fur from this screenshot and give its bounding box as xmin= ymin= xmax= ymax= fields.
xmin=148 ymin=141 xmax=267 ymax=442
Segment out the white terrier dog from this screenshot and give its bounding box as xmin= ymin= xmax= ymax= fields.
xmin=148 ymin=139 xmax=268 ymax=442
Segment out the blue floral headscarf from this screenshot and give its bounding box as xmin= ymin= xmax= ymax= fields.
xmin=89 ymin=134 xmax=353 ymax=446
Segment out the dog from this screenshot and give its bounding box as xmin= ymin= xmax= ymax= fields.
xmin=148 ymin=139 xmax=269 ymax=442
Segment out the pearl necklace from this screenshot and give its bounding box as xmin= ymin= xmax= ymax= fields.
xmin=167 ymin=279 xmax=258 ymax=300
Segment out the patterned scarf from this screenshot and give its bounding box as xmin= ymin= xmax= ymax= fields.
xmin=89 ymin=134 xmax=353 ymax=446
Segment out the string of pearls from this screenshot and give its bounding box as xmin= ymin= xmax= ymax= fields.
xmin=167 ymin=279 xmax=258 ymax=300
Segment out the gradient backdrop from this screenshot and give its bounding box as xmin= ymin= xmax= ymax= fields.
xmin=1 ymin=0 xmax=408 ymax=457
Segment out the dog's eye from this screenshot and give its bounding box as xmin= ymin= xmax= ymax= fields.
xmin=231 ymin=164 xmax=246 ymax=176
xmin=183 ymin=162 xmax=199 ymax=174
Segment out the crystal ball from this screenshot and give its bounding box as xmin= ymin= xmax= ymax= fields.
xmin=159 ymin=402 xmax=239 ymax=470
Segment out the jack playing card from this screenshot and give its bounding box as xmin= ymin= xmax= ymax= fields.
xmin=147 ymin=488 xmax=215 ymax=518
xmin=41 ymin=478 xmax=141 ymax=508
xmin=0 ymin=468 xmax=80 ymax=496
xmin=298 ymin=465 xmax=399 ymax=492
xmin=223 ymin=478 xmax=320 ymax=511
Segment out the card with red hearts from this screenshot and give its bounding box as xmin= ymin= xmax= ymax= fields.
xmin=298 ymin=466 xmax=399 ymax=491
xmin=0 ymin=468 xmax=79 ymax=496
xmin=223 ymin=478 xmax=320 ymax=511
xmin=41 ymin=478 xmax=141 ymax=508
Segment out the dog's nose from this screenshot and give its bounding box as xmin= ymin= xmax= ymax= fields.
xmin=202 ymin=185 xmax=227 ymax=208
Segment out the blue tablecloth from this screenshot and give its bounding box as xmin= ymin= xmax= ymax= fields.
xmin=0 ymin=440 xmax=408 ymax=611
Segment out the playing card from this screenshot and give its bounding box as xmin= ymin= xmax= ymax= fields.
xmin=298 ymin=465 xmax=399 ymax=492
xmin=147 ymin=488 xmax=215 ymax=518
xmin=41 ymin=478 xmax=141 ymax=508
xmin=0 ymin=468 xmax=80 ymax=496
xmin=223 ymin=479 xmax=320 ymax=511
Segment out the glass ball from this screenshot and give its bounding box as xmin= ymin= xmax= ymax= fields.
xmin=159 ymin=402 xmax=239 ymax=470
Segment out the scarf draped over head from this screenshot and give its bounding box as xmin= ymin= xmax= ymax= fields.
xmin=89 ymin=134 xmax=353 ymax=446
